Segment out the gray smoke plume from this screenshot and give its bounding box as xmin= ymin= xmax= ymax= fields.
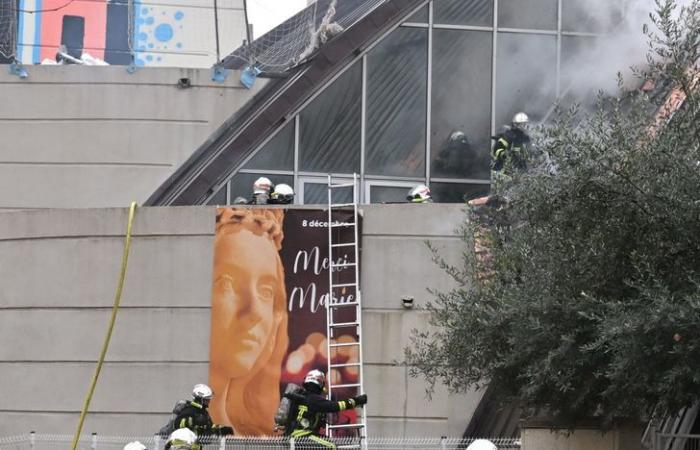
xmin=560 ymin=0 xmax=693 ymax=97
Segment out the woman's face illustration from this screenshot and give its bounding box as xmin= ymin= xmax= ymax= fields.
xmin=211 ymin=228 xmax=279 ymax=378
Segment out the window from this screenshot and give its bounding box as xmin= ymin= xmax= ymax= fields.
xmin=430 ymin=182 xmax=489 ymax=203
xmin=366 ymin=181 xmax=418 ymax=204
xmin=300 ymin=179 xmax=353 ymax=205
xmin=207 ymin=187 xmax=227 ymax=205
xmin=243 ymin=121 xmax=295 ymax=171
xmin=498 ymin=0 xmax=557 ymax=30
xmin=299 ymin=63 xmax=362 ymax=173
xmin=431 ymin=29 xmax=492 ymax=180
xmin=366 ymin=27 xmax=428 ymax=178
xmin=434 ymin=0 xmax=493 ymax=27
xmin=495 ymin=33 xmax=557 ymax=128
xmin=562 ymin=0 xmax=623 ymax=33
xmin=405 ymin=5 xmax=428 ymax=23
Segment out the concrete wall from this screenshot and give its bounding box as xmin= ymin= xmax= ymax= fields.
xmin=521 ymin=425 xmax=643 ymax=450
xmin=0 ymin=204 xmax=479 ymax=436
xmin=0 ymin=65 xmax=266 ymax=210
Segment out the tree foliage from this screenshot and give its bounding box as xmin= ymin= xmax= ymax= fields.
xmin=405 ymin=0 xmax=700 ymax=425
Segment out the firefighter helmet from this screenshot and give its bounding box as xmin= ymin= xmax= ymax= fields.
xmin=512 ymin=112 xmax=529 ymax=127
xmin=466 ymin=439 xmax=498 ymax=450
xmin=253 ymin=177 xmax=273 ymax=195
xmin=271 ymin=183 xmax=295 ymax=204
xmin=165 ymin=428 xmax=197 ymax=450
xmin=123 ymin=442 xmax=148 ymax=450
xmin=192 ymin=383 xmax=213 ymax=406
xmin=407 ymin=184 xmax=432 ymax=203
xmin=304 ymin=369 xmax=326 ymax=389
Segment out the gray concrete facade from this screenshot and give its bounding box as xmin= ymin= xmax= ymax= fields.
xmin=0 ymin=66 xmax=266 ymax=210
xmin=0 ymin=204 xmax=480 ymax=436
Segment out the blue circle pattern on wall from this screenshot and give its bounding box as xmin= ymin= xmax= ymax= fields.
xmin=132 ymin=3 xmax=186 ymax=66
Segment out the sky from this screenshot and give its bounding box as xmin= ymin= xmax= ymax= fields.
xmin=246 ymin=0 xmax=308 ymax=38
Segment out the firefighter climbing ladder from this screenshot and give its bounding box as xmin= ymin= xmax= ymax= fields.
xmin=325 ymin=173 xmax=368 ymax=444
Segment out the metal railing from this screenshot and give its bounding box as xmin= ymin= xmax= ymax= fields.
xmin=0 ymin=434 xmax=521 ymax=450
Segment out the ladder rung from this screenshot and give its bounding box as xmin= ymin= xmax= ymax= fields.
xmin=328 ymin=423 xmax=365 ymax=429
xmin=331 ymin=382 xmax=362 ymax=389
xmin=331 ymin=282 xmax=357 ymax=288
xmin=330 ymin=342 xmax=361 ymax=348
xmin=329 ymin=302 xmax=359 ymax=308
xmin=331 ymin=243 xmax=356 ymax=248
xmin=330 ymin=183 xmax=355 ymax=189
xmin=331 ymin=203 xmax=355 ymax=208
xmin=331 ymin=222 xmax=356 ymax=228
xmin=331 ymin=262 xmax=356 ymax=268
xmin=330 ymin=362 xmax=362 ymax=368
xmin=330 ymin=321 xmax=359 ymax=328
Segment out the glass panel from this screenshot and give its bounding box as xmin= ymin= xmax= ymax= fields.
xmin=303 ymin=182 xmax=352 ymax=205
xmin=562 ymin=0 xmax=623 ymax=33
xmin=405 ymin=5 xmax=428 ymax=23
xmin=366 ymin=28 xmax=427 ymax=177
xmin=498 ymin=0 xmax=557 ymax=30
xmin=243 ymin=121 xmax=294 ymax=171
xmin=495 ymin=33 xmax=557 ymax=130
xmin=430 ymin=182 xmax=490 ymax=203
xmin=431 ymin=30 xmax=492 ymax=180
xmin=299 ymin=63 xmax=362 ymax=173
xmin=207 ymin=187 xmax=227 ymax=205
xmin=560 ymin=36 xmax=604 ymax=108
xmin=229 ymin=173 xmax=294 ymax=204
xmin=434 ymin=0 xmax=493 ymax=27
xmin=369 ymin=185 xmax=415 ymax=204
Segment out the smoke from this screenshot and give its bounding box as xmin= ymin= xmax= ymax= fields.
xmin=560 ymin=0 xmax=693 ymax=97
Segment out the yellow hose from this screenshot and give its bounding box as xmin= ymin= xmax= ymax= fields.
xmin=71 ymin=202 xmax=138 ymax=450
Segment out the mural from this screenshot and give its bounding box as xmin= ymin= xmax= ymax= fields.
xmin=209 ymin=208 xmax=362 ymax=437
xmin=14 ymin=0 xmax=243 ymax=67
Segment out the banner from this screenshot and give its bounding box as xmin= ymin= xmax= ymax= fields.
xmin=208 ymin=207 xmax=361 ymax=436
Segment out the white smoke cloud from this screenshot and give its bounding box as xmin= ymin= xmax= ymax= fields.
xmin=560 ymin=0 xmax=692 ymax=97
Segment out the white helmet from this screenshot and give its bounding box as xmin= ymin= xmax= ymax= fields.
xmin=466 ymin=439 xmax=498 ymax=450
xmin=253 ymin=177 xmax=273 ymax=194
xmin=512 ymin=112 xmax=529 ymax=127
xmin=304 ymin=369 xmax=326 ymax=389
xmin=123 ymin=442 xmax=147 ymax=450
xmin=407 ymin=184 xmax=432 ymax=203
xmin=165 ymin=428 xmax=197 ymax=450
xmin=271 ymin=183 xmax=294 ymax=204
xmin=192 ymin=383 xmax=213 ymax=402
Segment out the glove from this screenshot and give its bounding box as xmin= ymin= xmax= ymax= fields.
xmin=219 ymin=426 xmax=234 ymax=436
xmin=353 ymin=394 xmax=368 ymax=406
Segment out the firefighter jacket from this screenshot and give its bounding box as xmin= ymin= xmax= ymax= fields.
xmin=492 ymin=127 xmax=532 ymax=172
xmin=173 ymin=401 xmax=230 ymax=436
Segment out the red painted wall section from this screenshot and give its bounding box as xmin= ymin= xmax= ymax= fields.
xmin=39 ymin=0 xmax=107 ymax=61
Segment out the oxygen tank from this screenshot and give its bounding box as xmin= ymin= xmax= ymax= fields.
xmin=275 ymin=383 xmax=302 ymax=430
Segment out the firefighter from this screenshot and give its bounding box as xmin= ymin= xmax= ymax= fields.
xmin=406 ymin=184 xmax=432 ymax=203
xmin=249 ymin=177 xmax=273 ymax=205
xmin=284 ymin=369 xmax=368 ymax=449
xmin=165 ymin=428 xmax=199 ymax=450
xmin=269 ymin=183 xmax=295 ymax=204
xmin=492 ymin=112 xmax=532 ymax=173
xmin=172 ymin=384 xmax=233 ymax=437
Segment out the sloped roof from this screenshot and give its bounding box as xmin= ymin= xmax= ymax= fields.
xmin=146 ymin=0 xmax=429 ymax=206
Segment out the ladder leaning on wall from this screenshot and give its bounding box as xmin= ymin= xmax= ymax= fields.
xmin=325 ymin=173 xmax=368 ymax=444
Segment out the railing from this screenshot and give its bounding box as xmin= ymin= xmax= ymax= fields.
xmin=0 ymin=434 xmax=521 ymax=450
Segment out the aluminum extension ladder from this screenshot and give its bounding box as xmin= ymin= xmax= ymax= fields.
xmin=325 ymin=173 xmax=368 ymax=445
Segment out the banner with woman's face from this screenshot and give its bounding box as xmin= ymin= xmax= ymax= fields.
xmin=209 ymin=208 xmax=361 ymax=436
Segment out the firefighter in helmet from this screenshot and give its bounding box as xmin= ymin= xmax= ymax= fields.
xmin=172 ymin=384 xmax=233 ymax=437
xmin=284 ymin=369 xmax=368 ymax=448
xmin=492 ymin=112 xmax=532 ymax=173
